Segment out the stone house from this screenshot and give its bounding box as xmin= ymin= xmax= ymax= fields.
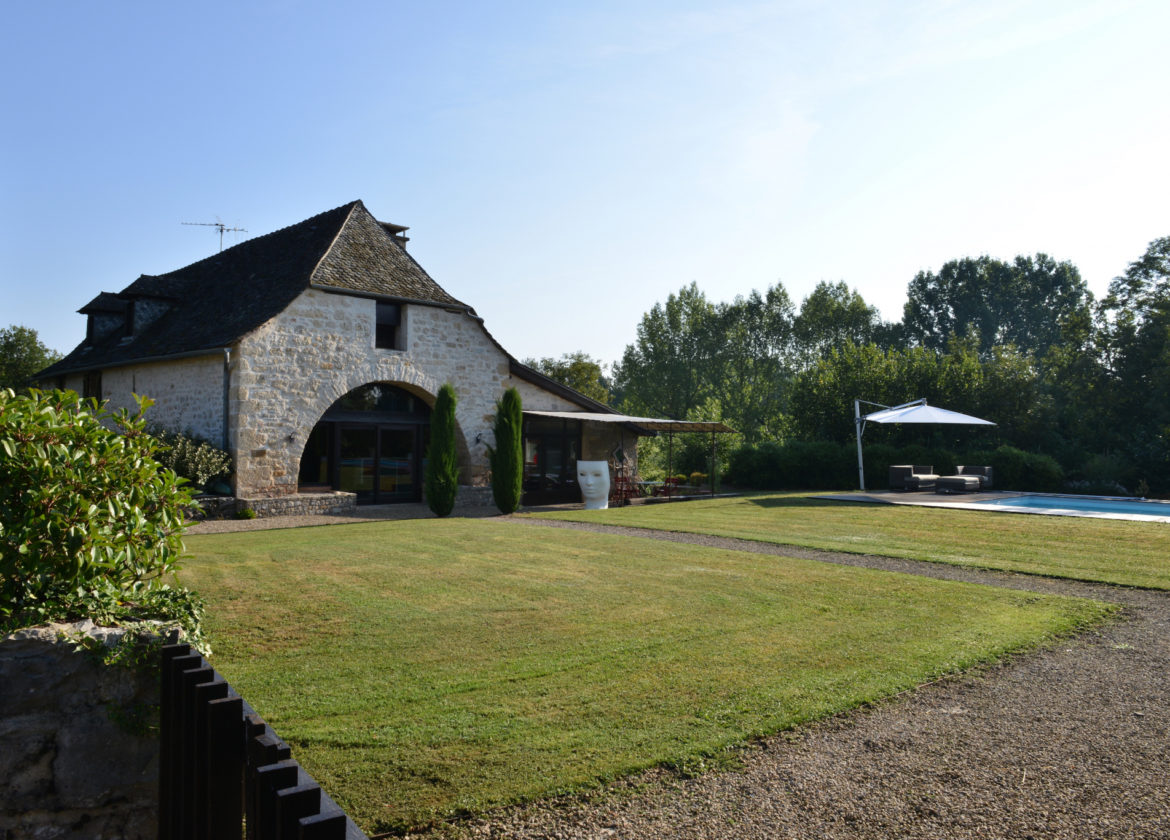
xmin=37 ymin=200 xmax=647 ymax=513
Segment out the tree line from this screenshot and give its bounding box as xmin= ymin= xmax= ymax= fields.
xmin=527 ymin=235 xmax=1170 ymax=494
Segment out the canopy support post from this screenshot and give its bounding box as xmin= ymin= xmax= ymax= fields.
xmin=854 ymin=399 xmax=866 ymax=491
xmin=667 ymin=431 xmax=674 ymax=498
xmin=710 ymin=431 xmax=716 ymax=496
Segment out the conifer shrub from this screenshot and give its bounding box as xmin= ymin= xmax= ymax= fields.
xmin=425 ymin=384 xmax=460 ymax=517
xmin=487 ymin=388 xmax=523 ymax=514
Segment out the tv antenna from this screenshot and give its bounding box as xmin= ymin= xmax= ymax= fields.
xmin=182 ymin=220 xmax=247 ymax=252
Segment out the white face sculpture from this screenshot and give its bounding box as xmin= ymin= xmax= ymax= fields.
xmin=576 ymin=460 xmax=611 ymax=509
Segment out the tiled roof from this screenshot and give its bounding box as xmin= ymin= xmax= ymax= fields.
xmin=312 ymin=203 xmax=462 ymax=305
xmin=38 ymin=201 xmax=467 ymax=378
xmin=79 ymin=292 xmax=129 ymax=313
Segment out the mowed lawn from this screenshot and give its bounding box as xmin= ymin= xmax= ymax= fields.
xmin=181 ymin=518 xmax=1110 ymax=833
xmin=531 ymin=492 xmax=1170 ymax=590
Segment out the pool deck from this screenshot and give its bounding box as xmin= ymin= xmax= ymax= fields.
xmin=823 ymin=489 xmax=1170 ymax=524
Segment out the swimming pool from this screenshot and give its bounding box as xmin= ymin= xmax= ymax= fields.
xmin=967 ymin=494 xmax=1170 ymax=522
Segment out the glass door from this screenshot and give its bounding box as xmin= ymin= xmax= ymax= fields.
xmin=378 ymin=427 xmax=418 ymax=502
xmin=522 ymin=418 xmax=581 ymax=504
xmin=338 ymin=426 xmax=377 ymax=502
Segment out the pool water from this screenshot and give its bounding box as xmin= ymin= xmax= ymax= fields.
xmin=970 ymin=494 xmax=1170 ymax=520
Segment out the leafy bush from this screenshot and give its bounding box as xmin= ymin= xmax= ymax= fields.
xmin=963 ymin=445 xmax=1062 ymax=491
xmin=726 ymin=440 xmax=854 ymax=489
xmin=0 ymin=388 xmax=199 ymax=635
xmin=1063 ymin=479 xmax=1131 ymax=497
xmin=425 ymin=384 xmax=460 ymax=517
xmin=488 ymin=388 xmax=523 ymax=514
xmin=689 ymin=471 xmax=708 ymax=486
xmin=149 ymin=426 xmax=232 ymax=489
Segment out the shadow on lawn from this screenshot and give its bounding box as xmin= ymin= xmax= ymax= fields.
xmin=744 ymin=494 xmax=870 ymax=510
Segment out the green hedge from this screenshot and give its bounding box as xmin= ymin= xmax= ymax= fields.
xmin=727 ymin=440 xmax=1064 ymax=492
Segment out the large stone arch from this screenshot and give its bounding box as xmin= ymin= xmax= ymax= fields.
xmin=292 ymin=371 xmax=475 ymax=500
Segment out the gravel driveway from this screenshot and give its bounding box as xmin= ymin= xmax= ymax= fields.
xmin=419 ymin=517 xmax=1170 ymax=840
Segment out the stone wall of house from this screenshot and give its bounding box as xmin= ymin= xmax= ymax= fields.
xmin=101 ymin=353 xmax=227 ymax=445
xmin=61 ymin=354 xmax=226 ymax=445
xmin=229 ymin=288 xmax=591 ymax=498
xmin=0 ymin=622 xmax=161 ymax=840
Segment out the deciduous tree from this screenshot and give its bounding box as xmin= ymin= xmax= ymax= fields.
xmin=521 ymin=352 xmax=611 ymax=404
xmin=902 ymin=254 xmax=1090 ymax=359
xmin=613 ymin=282 xmax=716 ymax=420
xmin=0 ymin=325 xmax=62 ymax=393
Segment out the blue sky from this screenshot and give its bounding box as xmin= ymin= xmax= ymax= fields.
xmin=3 ymin=1 xmax=1167 ymax=370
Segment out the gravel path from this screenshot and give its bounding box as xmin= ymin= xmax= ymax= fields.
xmin=419 ymin=517 xmax=1170 ymax=840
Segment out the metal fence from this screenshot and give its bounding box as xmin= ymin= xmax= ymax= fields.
xmin=159 ymin=643 xmax=370 ymax=840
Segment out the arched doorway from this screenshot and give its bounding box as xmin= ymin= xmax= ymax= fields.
xmin=298 ymin=383 xmax=431 ymax=504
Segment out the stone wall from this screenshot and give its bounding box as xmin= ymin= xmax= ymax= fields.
xmin=61 ymin=353 xmax=226 ymax=446
xmin=229 ymin=289 xmax=590 ymax=498
xmin=238 ymin=491 xmax=358 ymax=518
xmin=102 ymin=353 xmax=227 ymax=445
xmin=0 ymin=622 xmax=162 ymax=840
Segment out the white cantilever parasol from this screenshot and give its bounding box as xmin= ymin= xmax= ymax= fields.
xmin=854 ymin=398 xmax=996 ymax=490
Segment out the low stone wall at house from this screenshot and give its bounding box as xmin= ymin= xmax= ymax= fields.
xmin=238 ymin=491 xmax=358 ymax=518
xmin=0 ymin=621 xmax=163 ymax=840
xmin=192 ymin=494 xmax=239 ymax=520
xmin=197 ymin=487 xmax=493 ymax=520
xmin=455 ymin=484 xmax=494 ymax=508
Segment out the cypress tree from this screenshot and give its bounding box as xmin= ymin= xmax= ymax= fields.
xmin=488 ymin=387 xmax=524 ymax=513
xmin=425 ymin=383 xmax=459 ymax=517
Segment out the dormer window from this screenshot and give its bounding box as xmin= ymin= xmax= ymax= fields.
xmin=376 ymin=302 xmax=403 ymax=350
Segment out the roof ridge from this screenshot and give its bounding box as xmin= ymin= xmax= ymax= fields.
xmin=160 ymin=200 xmax=361 ymax=278
xmin=308 ymin=200 xmax=364 ymax=286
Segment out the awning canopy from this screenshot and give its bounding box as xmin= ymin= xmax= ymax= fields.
xmin=524 ymin=410 xmax=737 ymax=434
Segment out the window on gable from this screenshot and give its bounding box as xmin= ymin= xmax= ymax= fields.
xmin=376 ymin=302 xmax=403 ymax=350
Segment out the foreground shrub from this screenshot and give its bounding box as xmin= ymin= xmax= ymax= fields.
xmin=0 ymin=388 xmax=198 ymax=634
xmin=425 ymin=384 xmax=459 ymax=517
